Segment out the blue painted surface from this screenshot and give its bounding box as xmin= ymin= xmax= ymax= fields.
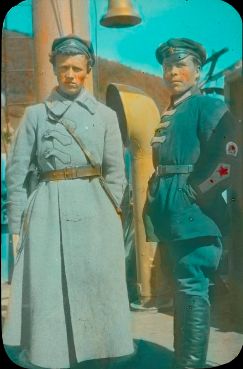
xmin=3 ymin=1 xmax=242 ymax=81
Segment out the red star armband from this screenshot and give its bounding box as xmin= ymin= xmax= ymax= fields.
xmin=198 ymin=163 xmax=231 ymax=194
xmin=187 ymin=110 xmax=239 ymax=200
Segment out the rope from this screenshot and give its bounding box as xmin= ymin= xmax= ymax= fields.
xmin=70 ymin=0 xmax=74 ymax=34
xmin=50 ymin=0 xmax=64 ymax=36
xmin=92 ymin=0 xmax=99 ymax=97
xmin=2 ymin=20 xmax=12 ymax=154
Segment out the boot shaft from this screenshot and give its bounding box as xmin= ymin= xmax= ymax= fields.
xmin=173 ymin=294 xmax=210 ymax=369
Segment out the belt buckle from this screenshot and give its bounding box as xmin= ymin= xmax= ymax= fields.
xmin=64 ymin=167 xmax=76 ymax=180
xmin=64 ymin=168 xmax=69 ymax=179
xmin=156 ymin=166 xmax=163 ymax=176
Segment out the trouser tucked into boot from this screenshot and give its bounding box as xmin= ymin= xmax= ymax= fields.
xmin=165 ymin=237 xmax=222 ymax=369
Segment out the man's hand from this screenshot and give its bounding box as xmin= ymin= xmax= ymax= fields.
xmin=12 ymin=234 xmax=20 ymax=260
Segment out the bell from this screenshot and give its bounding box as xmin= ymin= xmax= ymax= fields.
xmin=100 ymin=0 xmax=141 ymax=27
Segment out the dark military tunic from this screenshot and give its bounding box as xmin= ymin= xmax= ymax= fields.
xmin=143 ymin=88 xmax=239 ymax=242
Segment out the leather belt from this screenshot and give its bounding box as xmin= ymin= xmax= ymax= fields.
xmin=39 ymin=165 xmax=101 ymax=182
xmin=156 ymin=164 xmax=194 ymax=176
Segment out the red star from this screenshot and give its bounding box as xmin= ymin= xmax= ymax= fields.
xmin=217 ymin=166 xmax=229 ymax=176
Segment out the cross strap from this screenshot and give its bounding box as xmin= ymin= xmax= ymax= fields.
xmin=60 ymin=118 xmax=98 ymax=167
xmin=44 ymin=102 xmax=122 ymax=215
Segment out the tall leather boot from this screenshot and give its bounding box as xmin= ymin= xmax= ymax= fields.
xmin=172 ymin=294 xmax=210 ymax=369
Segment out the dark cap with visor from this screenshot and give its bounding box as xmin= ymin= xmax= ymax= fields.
xmin=50 ymin=34 xmax=95 ymax=67
xmin=156 ymin=38 xmax=207 ymax=66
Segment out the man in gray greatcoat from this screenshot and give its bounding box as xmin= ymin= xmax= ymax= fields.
xmin=3 ymin=35 xmax=134 ymax=369
xmin=143 ymin=38 xmax=239 ymax=369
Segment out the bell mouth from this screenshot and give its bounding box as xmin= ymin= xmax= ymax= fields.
xmin=100 ymin=12 xmax=141 ymax=27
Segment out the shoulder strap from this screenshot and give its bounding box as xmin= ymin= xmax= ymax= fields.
xmin=60 ymin=118 xmax=98 ymax=168
xmin=44 ymin=102 xmax=122 ymax=214
xmin=61 ymin=119 xmax=122 ymax=214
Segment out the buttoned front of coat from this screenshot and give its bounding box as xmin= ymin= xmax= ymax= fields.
xmin=3 ymin=89 xmax=133 ymax=368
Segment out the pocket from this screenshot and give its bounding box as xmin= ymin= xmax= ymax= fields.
xmin=14 ymin=213 xmax=27 ymax=264
xmin=17 ymin=187 xmax=39 ymax=255
xmin=23 ymin=162 xmax=40 ymax=197
xmin=170 ymin=203 xmax=221 ymax=240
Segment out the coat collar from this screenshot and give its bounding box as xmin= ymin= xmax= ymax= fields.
xmin=75 ymin=89 xmax=98 ymax=114
xmin=44 ymin=87 xmax=98 ymax=117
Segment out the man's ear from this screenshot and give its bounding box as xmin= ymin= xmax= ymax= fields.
xmin=195 ymin=65 xmax=201 ymax=80
xmin=53 ymin=65 xmax=57 ymax=76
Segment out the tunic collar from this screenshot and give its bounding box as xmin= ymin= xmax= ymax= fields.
xmin=160 ymin=86 xmax=201 ymax=120
xmin=171 ymin=86 xmax=201 ymax=108
xmin=45 ymin=87 xmax=98 ymax=117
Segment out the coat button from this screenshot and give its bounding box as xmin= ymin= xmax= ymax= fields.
xmin=43 ymin=129 xmax=51 ymax=137
xmin=189 ymin=217 xmax=193 ymax=221
xmin=44 ymin=150 xmax=51 ymax=157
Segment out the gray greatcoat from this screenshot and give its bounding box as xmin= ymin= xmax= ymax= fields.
xmin=3 ymin=88 xmax=134 ymax=368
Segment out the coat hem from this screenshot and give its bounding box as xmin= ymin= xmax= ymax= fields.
xmin=28 ymin=347 xmax=135 ymax=369
xmin=146 ymin=231 xmax=222 ymax=243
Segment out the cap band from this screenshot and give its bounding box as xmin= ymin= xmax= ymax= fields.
xmin=155 ymin=38 xmax=207 ymax=66
xmin=51 ymin=37 xmax=95 ymax=66
xmin=162 ymin=49 xmax=202 ymax=64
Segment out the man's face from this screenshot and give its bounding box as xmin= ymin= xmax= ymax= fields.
xmin=162 ymin=55 xmax=200 ymax=96
xmin=54 ymin=54 xmax=89 ymax=96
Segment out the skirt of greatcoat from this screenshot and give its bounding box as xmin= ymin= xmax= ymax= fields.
xmin=3 ymin=178 xmax=134 ymax=368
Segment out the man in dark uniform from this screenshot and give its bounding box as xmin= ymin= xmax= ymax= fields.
xmin=143 ymin=38 xmax=239 ymax=369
